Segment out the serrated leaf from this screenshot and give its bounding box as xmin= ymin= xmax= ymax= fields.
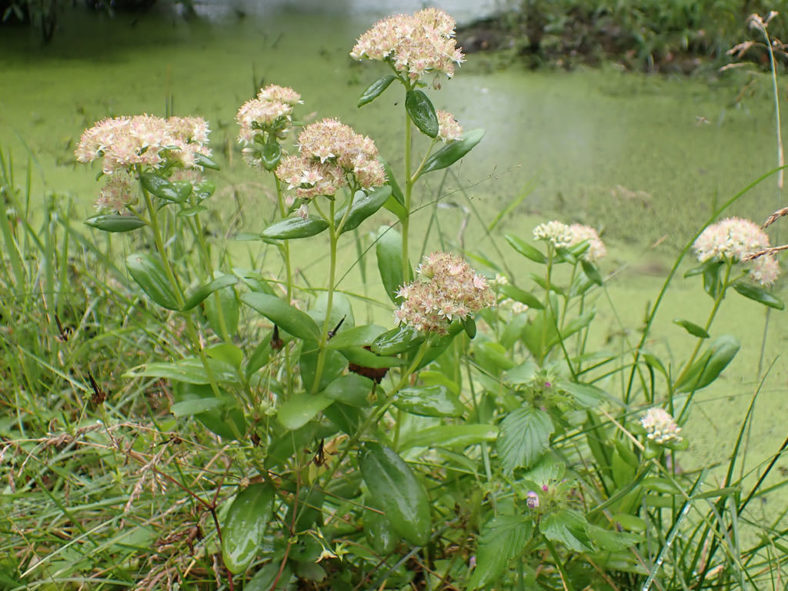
xmin=540 ymin=509 xmax=593 ymax=553
xmin=733 ymin=281 xmax=784 ymax=309
xmin=241 ymin=293 xmax=321 ymax=341
xmin=261 ymin=216 xmax=328 ymax=240
xmin=405 ymin=89 xmax=438 ymax=138
xmin=358 ymin=74 xmax=397 ymax=107
xmin=673 ymin=318 xmax=709 ymax=339
xmin=420 ymin=128 xmax=485 ymax=175
xmin=468 ymin=515 xmax=532 ymax=589
xmin=505 ymin=234 xmax=546 ymax=263
xmin=497 ymin=407 xmax=554 ymax=474
xmin=126 ymin=253 xmax=180 ymax=310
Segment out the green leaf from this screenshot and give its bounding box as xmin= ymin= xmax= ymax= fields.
xmin=405 ymin=89 xmax=438 ymax=138
xmin=381 ymin=159 xmax=407 ymax=220
xmin=322 ymin=373 xmax=374 ymax=407
xmin=420 ymin=128 xmax=485 ymax=175
xmin=375 ymin=226 xmax=408 ymax=303
xmin=337 ymin=346 xmax=403 ymax=368
xmin=194 ymin=179 xmax=216 ymax=200
xmin=261 ymin=216 xmax=328 ymax=240
xmin=359 ymin=443 xmax=431 ymax=545
xmin=556 ymin=380 xmax=605 ymax=408
xmin=85 ymin=214 xmax=146 ymax=232
xmin=195 ymin=152 xmax=220 ymax=170
xmin=175 ymin=384 xmax=246 ymax=440
xmin=463 ymin=316 xmax=477 ymax=338
xmin=499 ymin=284 xmax=544 ymax=309
xmin=221 ymin=483 xmax=274 ymax=574
xmin=733 ymin=281 xmax=785 ymax=309
xmin=126 ymin=253 xmax=180 ymax=310
xmin=335 ymin=186 xmax=392 ymax=234
xmin=277 ymin=394 xmax=333 ymax=430
xmin=171 ymin=398 xmax=223 ymax=416
xmin=394 ymin=385 xmax=465 ymax=417
xmin=468 ymin=515 xmax=532 ymax=589
xmin=171 ymin=180 xmax=193 ymax=201
xmin=183 ymin=274 xmax=238 ymax=311
xmin=505 ymin=234 xmax=546 ymax=263
xmin=241 ymin=293 xmax=321 ymax=341
xmin=675 ymin=335 xmax=740 ymax=392
xmin=401 ymin=424 xmax=498 ymax=450
xmin=673 ymin=318 xmax=709 ymax=339
xmin=581 ymin=258 xmax=604 ymax=285
xmin=246 ymin=562 xmax=292 ymax=591
xmin=140 ymin=172 xmax=182 ymax=202
xmin=497 ymin=407 xmax=554 ymax=474
xmin=587 ymin=524 xmax=641 ymax=552
xmin=358 ymin=74 xmax=397 ymax=107
xmin=260 ymin=142 xmax=281 ymax=171
xmin=365 ymin=508 xmax=399 ymax=554
xmin=540 ymin=509 xmax=593 ymax=553
xmin=326 ymin=324 xmax=386 ymax=349
xmin=371 ymin=324 xmax=424 ymax=355
xmin=128 ymin=357 xmax=240 ymax=385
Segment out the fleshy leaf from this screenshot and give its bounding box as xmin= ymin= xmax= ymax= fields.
xmin=419 ymin=129 xmax=485 ymax=175
xmin=358 ymin=74 xmax=397 ymax=107
xmin=405 ymin=89 xmax=438 ymax=138
xmin=126 ymin=253 xmax=180 ymax=310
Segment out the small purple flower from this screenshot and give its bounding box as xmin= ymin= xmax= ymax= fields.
xmin=526 ymin=491 xmax=540 ymax=509
xmin=469 ymin=555 xmax=477 ymax=569
xmin=544 ymin=382 xmax=551 ymax=388
xmin=542 ymin=484 xmax=549 ymax=492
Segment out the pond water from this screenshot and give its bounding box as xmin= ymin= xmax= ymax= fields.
xmin=0 ymin=1 xmax=785 ymax=491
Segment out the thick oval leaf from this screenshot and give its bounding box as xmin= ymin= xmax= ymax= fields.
xmin=176 ymin=384 xmax=246 ymax=440
xmin=170 ymin=397 xmax=223 ymax=416
xmin=221 ymin=483 xmax=275 ymax=574
xmin=733 ymin=281 xmax=785 ymax=309
xmin=505 ymin=234 xmax=547 ymax=263
xmin=126 ymin=253 xmax=180 ymax=310
xmin=497 ymin=407 xmax=554 ymax=474
xmin=359 ymin=442 xmax=431 ymax=546
xmin=499 ymin=283 xmax=544 ymax=310
xmin=365 ymin=508 xmax=399 ymax=554
xmin=140 ymin=171 xmax=182 ymax=202
xmin=127 ymin=357 xmax=241 ymax=385
xmin=381 ymin=159 xmax=408 ymax=221
xmin=337 ymin=346 xmax=404 ymax=369
xmin=468 ymin=515 xmax=532 ymax=589
xmin=673 ymin=318 xmax=709 ymax=339
xmin=241 ymin=293 xmax=321 ymax=341
xmin=375 ymin=226 xmax=408 ymax=303
xmin=371 ymin=324 xmax=424 ymax=355
xmin=401 ymin=424 xmax=498 ymax=450
xmin=194 ymin=179 xmax=216 ymax=200
xmin=246 ymin=562 xmax=292 ymax=591
xmin=405 ymin=89 xmax=438 ymax=138
xmin=675 ymin=335 xmax=740 ymax=392
xmin=171 ymin=180 xmax=193 ymax=201
xmin=420 ymin=128 xmax=485 ymax=175
xmin=183 ymin=274 xmax=238 ymax=311
xmin=326 ymin=324 xmax=387 ymax=349
xmin=85 ymin=214 xmax=146 ymax=233
xmin=322 ymin=373 xmax=374 ymax=407
xmin=394 ymin=385 xmax=465 ymax=417
xmin=277 ymin=393 xmax=333 ymax=430
xmin=335 ymin=186 xmax=392 ymax=234
xmin=195 ymin=152 xmax=220 ymax=170
xmin=581 ymin=258 xmax=604 ymax=285
xmin=261 ymin=217 xmax=328 ymax=240
xmin=358 ymin=74 xmax=397 ymax=107
xmin=261 ymin=142 xmax=281 ymax=171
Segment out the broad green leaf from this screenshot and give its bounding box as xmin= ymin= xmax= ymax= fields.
xmin=277 ymin=394 xmax=333 ymax=430
xmin=335 ymin=186 xmax=392 ymax=234
xmin=581 ymin=258 xmax=604 ymax=285
xmin=419 ymin=128 xmax=485 ymax=175
xmin=359 ymin=442 xmax=431 ymax=545
xmin=375 ymin=226 xmax=408 ymax=303
xmin=195 ymin=152 xmax=220 ymax=170
xmin=183 ymin=274 xmax=238 ymax=311
xmin=244 ymin=334 xmax=272 ymax=380
xmin=126 ymin=253 xmax=180 ymax=310
xmin=468 ymin=515 xmax=532 ymax=589
xmin=371 ymin=324 xmax=425 ymax=356
xmin=471 ymin=340 xmax=516 ymax=375
xmin=322 ymin=373 xmax=374 ymax=407
xmin=540 ymin=509 xmax=593 ymax=553
xmin=394 ymin=385 xmax=465 ymax=417
xmin=498 ymin=283 xmax=544 ymax=309
xmin=140 ymin=172 xmax=182 ymax=202
xmin=324 ymin=401 xmax=365 ymax=435
xmin=401 ymin=424 xmax=498 ymax=450
xmin=674 ymin=335 xmax=740 ymax=393
xmin=128 ymin=357 xmax=240 ymax=385
xmin=221 ymin=483 xmax=274 ymax=574
xmin=85 ymin=214 xmax=146 ymax=232
xmin=246 ymin=562 xmax=292 ymax=591
xmin=205 ymin=282 xmax=240 ymax=337
xmin=260 ymin=142 xmax=281 ymax=171
xmin=171 ymin=180 xmax=193 ymax=201
xmin=505 ymin=234 xmax=546 ymax=263
xmin=587 ymin=524 xmax=641 ymax=551
xmin=358 ymin=74 xmax=397 ymax=107
xmin=241 ymin=293 xmax=321 ymax=341
xmin=463 ymin=316 xmax=477 ymax=338
xmin=175 ymin=384 xmax=246 ymax=440
xmin=170 ymin=398 xmax=223 ymax=416
xmin=381 ymin=159 xmax=407 ymax=220
xmin=673 ymin=318 xmax=709 ymax=339
xmin=194 ymin=179 xmax=216 ymax=200
xmin=207 ymin=343 xmax=244 ymax=370
xmin=365 ymin=507 xmax=399 ymax=554
xmin=405 ymin=89 xmax=438 ymax=138
xmin=497 ymin=407 xmax=554 ymax=474
xmin=261 ymin=216 xmax=328 ymax=240
xmin=733 ymin=281 xmax=785 ymax=309
xmin=326 ymin=324 xmax=386 ymax=349
xmin=337 ymin=346 xmax=403 ymax=368
xmin=556 ymin=380 xmax=605 ymax=408
xmin=503 ymin=361 xmax=539 ymax=385
xmin=299 ymin=340 xmax=347 ymax=392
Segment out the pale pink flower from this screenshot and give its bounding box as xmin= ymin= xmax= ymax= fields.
xmin=95 ymin=171 xmax=137 ymax=211
xmin=641 ymin=408 xmax=682 ymax=445
xmin=693 ymin=217 xmax=780 ymax=286
xmin=533 ymin=221 xmax=573 ymax=249
xmin=396 ymin=252 xmax=494 ymax=334
xmin=436 ymin=110 xmax=462 ymax=142
xmin=568 ymin=224 xmax=606 ymax=261
xmin=236 ymin=84 xmax=301 ymax=149
xmin=350 ymin=8 xmax=464 ymax=81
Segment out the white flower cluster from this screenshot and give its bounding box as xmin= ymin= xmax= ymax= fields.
xmin=533 ymin=221 xmax=607 ymax=261
xmin=641 ymin=408 xmax=682 ymax=445
xmin=236 ymin=84 xmax=301 ymax=146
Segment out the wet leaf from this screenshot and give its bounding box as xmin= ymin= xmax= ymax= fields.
xmin=261 ymin=217 xmax=328 ymax=240
xmin=358 ymin=74 xmax=397 ymax=107
xmin=405 ymin=89 xmax=438 ymax=138
xmin=221 ymin=483 xmax=274 ymax=574
xmin=420 ymin=128 xmax=485 ymax=175
xmin=126 ymin=253 xmax=180 ymax=310
xmin=85 ymin=214 xmax=146 ymax=232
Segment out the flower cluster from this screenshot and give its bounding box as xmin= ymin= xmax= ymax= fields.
xmin=75 ymin=115 xmax=211 ymax=173
xmin=350 ymin=8 xmax=464 ymax=81
xmin=533 ymin=221 xmax=607 ymax=261
xmin=437 ymin=110 xmax=463 ymax=142
xmin=693 ymin=217 xmax=780 ymax=285
xmin=236 ymin=84 xmax=301 ymax=146
xmin=275 ymin=118 xmax=386 ymax=199
xmin=395 ymin=252 xmax=494 ymax=334
xmin=641 ymin=408 xmax=682 ymax=445
xmin=95 ymin=170 xmax=137 ymax=212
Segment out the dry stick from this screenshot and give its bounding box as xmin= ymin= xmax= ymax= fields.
xmin=762 ymin=206 xmax=788 ymax=229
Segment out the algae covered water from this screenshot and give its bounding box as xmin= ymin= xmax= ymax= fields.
xmin=0 ymin=1 xmax=785 ymax=487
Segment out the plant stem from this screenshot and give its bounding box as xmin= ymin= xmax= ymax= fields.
xmin=402 ymin=107 xmax=413 ymax=283
xmin=311 ymin=198 xmax=337 ymax=393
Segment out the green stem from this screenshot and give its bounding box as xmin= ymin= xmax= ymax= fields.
xmin=311 ymin=198 xmax=338 ymax=393
xmin=275 ymin=177 xmax=294 ymax=303
xmin=402 ymin=107 xmax=413 ymax=283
